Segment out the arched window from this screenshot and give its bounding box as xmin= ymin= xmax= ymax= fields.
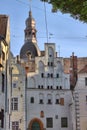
xmin=47 ymin=94 xmax=52 ymax=104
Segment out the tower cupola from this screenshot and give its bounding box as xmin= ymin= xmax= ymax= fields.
xmin=25 ymin=10 xmax=37 ymax=43
xmin=20 ymin=10 xmax=40 ymax=60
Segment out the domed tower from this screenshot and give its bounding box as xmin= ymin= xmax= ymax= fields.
xmin=20 ymin=10 xmax=40 ymax=60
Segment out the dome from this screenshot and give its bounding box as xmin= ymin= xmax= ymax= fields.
xmin=20 ymin=41 xmax=38 ymax=59
xmin=25 ymin=11 xmax=35 ymax=28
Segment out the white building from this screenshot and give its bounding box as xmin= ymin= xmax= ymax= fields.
xmin=19 ymin=9 xmax=75 ymax=130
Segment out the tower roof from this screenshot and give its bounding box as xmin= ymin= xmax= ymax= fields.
xmin=20 ymin=41 xmax=38 ymax=59
xmin=20 ymin=10 xmax=40 ymax=60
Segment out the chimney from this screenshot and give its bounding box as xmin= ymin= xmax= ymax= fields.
xmin=70 ymin=52 xmax=77 ymax=90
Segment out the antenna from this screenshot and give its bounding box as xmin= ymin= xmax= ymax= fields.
xmin=29 ymin=0 xmax=32 ymax=10
xmin=44 ymin=1 xmax=49 ymax=43
xmin=58 ymin=45 xmax=60 ymax=57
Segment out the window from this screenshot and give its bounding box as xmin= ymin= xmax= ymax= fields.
xmin=47 ymin=86 xmax=49 ymax=89
xmin=39 ymin=93 xmax=44 ymax=104
xmin=0 ymin=109 xmax=4 ymax=128
xmin=41 ymin=73 xmax=44 ymax=78
xmin=13 ymin=83 xmax=17 ymax=88
xmin=11 ymin=98 xmax=18 ymax=110
xmin=47 ymin=73 xmax=50 ymax=77
xmin=61 ymin=117 xmax=68 ymax=128
xmin=56 ymin=99 xmax=59 ymax=104
xmin=48 ymin=99 xmax=52 ymax=104
xmin=86 ymin=96 xmax=87 ymax=102
xmin=60 ymin=86 xmax=62 ymax=89
xmin=2 ymin=73 xmax=4 ymax=92
xmin=46 ymin=118 xmax=53 ymax=128
xmin=30 ymin=97 xmax=34 ymax=103
xmin=41 ymin=85 xmax=43 ymax=89
xmin=85 ymin=77 xmax=87 ymax=86
xmin=12 ymin=121 xmax=19 ymax=130
xmin=51 ymin=86 xmax=53 ymax=89
xmin=47 ymin=94 xmax=52 ymax=104
xmin=55 ymin=94 xmax=59 ymax=104
xmin=56 ymin=86 xmax=59 ymax=89
xmin=51 ymin=62 xmax=53 ymax=66
xmin=48 ymin=62 xmax=50 ymax=66
xmin=38 ymin=85 xmax=40 ymax=89
xmin=56 ymin=74 xmax=59 ymax=78
xmin=39 ymin=99 xmax=43 ymax=104
xmin=51 ymin=73 xmax=53 ymax=78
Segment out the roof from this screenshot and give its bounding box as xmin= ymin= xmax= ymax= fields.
xmin=0 ymin=15 xmax=8 ymax=38
xmin=78 ymin=65 xmax=87 ymax=73
xmin=20 ymin=41 xmax=38 ymax=59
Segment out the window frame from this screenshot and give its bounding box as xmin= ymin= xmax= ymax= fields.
xmin=46 ymin=118 xmax=53 ymax=128
xmin=61 ymin=117 xmax=68 ymax=128
xmin=11 ymin=98 xmax=18 ymax=111
xmin=30 ymin=97 xmax=34 ymax=103
xmin=12 ymin=121 xmax=19 ymax=130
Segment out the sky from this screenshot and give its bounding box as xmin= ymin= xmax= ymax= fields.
xmin=0 ymin=0 xmax=87 ymax=57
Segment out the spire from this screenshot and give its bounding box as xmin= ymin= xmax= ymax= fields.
xmin=20 ymin=0 xmax=41 ymax=60
xmin=29 ymin=0 xmax=32 ymax=11
xmin=24 ymin=9 xmax=37 ymax=43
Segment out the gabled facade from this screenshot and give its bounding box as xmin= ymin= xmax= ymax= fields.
xmin=25 ymin=43 xmax=74 ymax=130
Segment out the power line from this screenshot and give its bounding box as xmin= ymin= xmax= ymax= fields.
xmin=44 ymin=1 xmax=49 ymax=43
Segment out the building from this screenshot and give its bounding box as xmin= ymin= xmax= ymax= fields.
xmin=0 ymin=15 xmax=10 ymax=130
xmin=74 ymin=65 xmax=87 ymax=130
xmin=2 ymin=6 xmax=87 ymax=130
xmin=10 ymin=57 xmax=26 ymax=130
xmin=19 ymin=9 xmax=75 ymax=130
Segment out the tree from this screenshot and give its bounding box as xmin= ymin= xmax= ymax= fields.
xmin=41 ymin=0 xmax=87 ymax=22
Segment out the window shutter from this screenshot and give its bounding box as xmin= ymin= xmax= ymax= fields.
xmin=60 ymin=98 xmax=64 ymax=105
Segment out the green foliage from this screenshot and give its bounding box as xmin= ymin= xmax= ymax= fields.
xmin=41 ymin=0 xmax=87 ymax=22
